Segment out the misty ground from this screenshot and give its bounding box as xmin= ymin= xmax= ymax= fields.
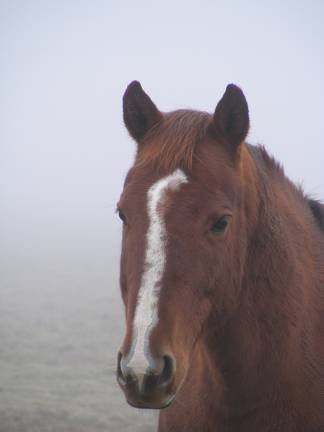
xmin=0 ymin=228 xmax=157 ymax=432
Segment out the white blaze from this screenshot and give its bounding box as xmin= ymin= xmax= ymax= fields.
xmin=126 ymin=168 xmax=188 ymax=374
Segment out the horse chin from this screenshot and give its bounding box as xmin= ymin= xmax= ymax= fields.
xmin=126 ymin=393 xmax=176 ymax=410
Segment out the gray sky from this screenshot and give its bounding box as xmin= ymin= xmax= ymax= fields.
xmin=1 ymin=0 xmax=324 ymax=298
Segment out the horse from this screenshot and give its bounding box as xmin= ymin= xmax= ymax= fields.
xmin=116 ymin=81 xmax=324 ymax=431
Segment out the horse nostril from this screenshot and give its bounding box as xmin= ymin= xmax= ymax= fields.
xmin=117 ymin=351 xmax=174 ymax=396
xmin=117 ymin=351 xmax=137 ymax=386
xmin=117 ymin=351 xmax=126 ymax=385
xmin=157 ymin=355 xmax=174 ymax=388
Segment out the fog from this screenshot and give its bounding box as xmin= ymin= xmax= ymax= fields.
xmin=1 ymin=1 xmax=323 ymax=430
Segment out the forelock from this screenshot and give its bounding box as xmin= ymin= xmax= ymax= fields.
xmin=135 ymin=110 xmax=211 ymax=172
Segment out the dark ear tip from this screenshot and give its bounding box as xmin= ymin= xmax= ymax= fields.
xmin=226 ymin=83 xmax=239 ymax=90
xmin=212 ymin=83 xmax=249 ymax=149
xmin=124 ymin=80 xmax=143 ymax=98
xmin=122 ymin=81 xmax=161 ymax=141
xmin=225 ymin=83 xmax=245 ymax=97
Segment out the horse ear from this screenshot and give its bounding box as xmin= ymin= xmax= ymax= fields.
xmin=211 ymin=84 xmax=249 ymax=152
xmin=123 ymin=81 xmax=162 ymax=141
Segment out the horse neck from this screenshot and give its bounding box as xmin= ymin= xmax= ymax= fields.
xmin=203 ymin=144 xmax=324 ymax=414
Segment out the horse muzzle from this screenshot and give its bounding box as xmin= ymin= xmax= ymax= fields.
xmin=116 ymin=352 xmax=176 ymax=409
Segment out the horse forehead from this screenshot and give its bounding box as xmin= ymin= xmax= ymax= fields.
xmin=146 ymin=168 xmax=189 ymax=206
xmin=123 ymin=168 xmax=189 ymax=206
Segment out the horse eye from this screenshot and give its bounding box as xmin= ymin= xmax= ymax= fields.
xmin=210 ymin=216 xmax=229 ymax=234
xmin=118 ymin=209 xmax=127 ymax=224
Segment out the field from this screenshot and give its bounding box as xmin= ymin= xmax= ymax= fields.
xmin=0 ymin=240 xmax=157 ymax=432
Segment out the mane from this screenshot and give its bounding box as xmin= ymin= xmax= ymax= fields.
xmin=308 ymin=198 xmax=324 ymax=232
xmin=248 ymin=144 xmax=324 ymax=233
xmin=135 ymin=110 xmax=211 ymax=172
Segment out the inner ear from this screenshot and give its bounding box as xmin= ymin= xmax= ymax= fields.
xmin=210 ymin=84 xmax=249 ymax=153
xmin=123 ymin=81 xmax=162 ymax=141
